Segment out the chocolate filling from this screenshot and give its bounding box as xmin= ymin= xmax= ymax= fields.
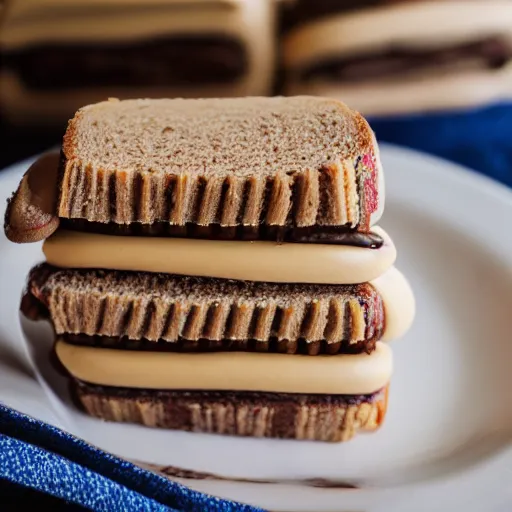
xmin=60 ymin=219 xmax=384 ymax=248
xmin=297 ymin=36 xmax=511 ymax=83
xmin=1 ymin=35 xmax=247 ymax=90
xmin=60 ymin=333 xmax=377 ymax=356
xmin=73 ymin=380 xmax=384 ymax=407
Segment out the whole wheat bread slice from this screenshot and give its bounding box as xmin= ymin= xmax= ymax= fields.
xmin=24 ymin=263 xmax=385 ymax=354
xmin=58 ymin=96 xmax=382 ymax=231
xmin=71 ymin=381 xmax=388 ymax=442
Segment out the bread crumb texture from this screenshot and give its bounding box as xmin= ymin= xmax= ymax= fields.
xmin=59 ymin=97 xmax=380 ymax=229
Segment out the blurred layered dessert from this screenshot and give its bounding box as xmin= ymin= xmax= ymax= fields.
xmin=281 ymin=0 xmax=512 ymax=116
xmin=0 ymin=0 xmax=276 ymax=126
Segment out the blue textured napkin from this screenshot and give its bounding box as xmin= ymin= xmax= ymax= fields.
xmin=0 ymin=403 xmax=265 ymax=511
xmin=369 ymin=102 xmax=512 ymax=189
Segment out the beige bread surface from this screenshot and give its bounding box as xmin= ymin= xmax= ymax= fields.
xmin=26 ymin=263 xmax=385 ymax=350
xmin=72 ymin=382 xmax=388 ymax=442
xmin=58 ymin=97 xmax=383 ymax=230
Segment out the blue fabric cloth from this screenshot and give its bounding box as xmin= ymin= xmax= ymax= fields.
xmin=369 ymin=102 xmax=512 ymax=189
xmin=0 ymin=403 xmax=265 ymax=511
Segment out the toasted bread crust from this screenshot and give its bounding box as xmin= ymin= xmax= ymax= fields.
xmin=24 ymin=263 xmax=385 ymax=350
xmin=72 ymin=381 xmax=388 ymax=442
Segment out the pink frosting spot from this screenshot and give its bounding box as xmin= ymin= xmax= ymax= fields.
xmin=362 ymin=153 xmax=373 ymax=169
xmin=362 ymin=152 xmax=378 ymax=214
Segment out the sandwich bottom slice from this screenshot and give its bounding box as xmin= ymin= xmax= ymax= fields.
xmin=72 ymin=382 xmax=389 ymax=443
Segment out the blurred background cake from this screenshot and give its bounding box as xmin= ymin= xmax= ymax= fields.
xmin=0 ymin=0 xmax=276 ymax=164
xmin=0 ymin=0 xmax=276 ymax=125
xmin=281 ymin=0 xmax=512 ymax=116
xmin=1 ymin=0 xmax=511 ymax=186
xmin=278 ymin=0 xmax=512 ymax=184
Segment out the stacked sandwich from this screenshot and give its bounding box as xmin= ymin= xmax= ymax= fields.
xmin=281 ymin=0 xmax=512 ymax=117
xmin=6 ymin=97 xmax=414 ymax=442
xmin=0 ymin=0 xmax=276 ymax=126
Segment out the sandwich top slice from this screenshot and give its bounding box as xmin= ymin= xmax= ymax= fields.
xmin=5 ymin=96 xmax=384 ymax=244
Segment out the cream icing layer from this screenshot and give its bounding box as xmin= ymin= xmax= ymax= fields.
xmin=55 ymin=339 xmax=392 ymax=394
xmin=42 ymin=227 xmax=396 ymax=285
xmin=372 ymin=266 xmax=415 ymax=342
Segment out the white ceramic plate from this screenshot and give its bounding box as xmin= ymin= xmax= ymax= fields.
xmin=0 ymin=144 xmax=511 ymax=512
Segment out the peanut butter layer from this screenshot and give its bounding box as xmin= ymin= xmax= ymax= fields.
xmin=42 ymin=227 xmax=396 ymax=284
xmin=72 ymin=382 xmax=389 ymax=442
xmin=56 ymin=339 xmax=393 ymax=394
